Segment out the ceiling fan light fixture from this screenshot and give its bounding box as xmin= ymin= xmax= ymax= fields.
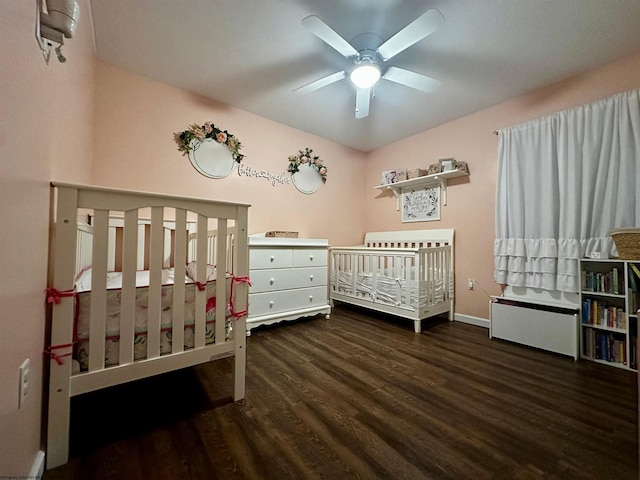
xmin=350 ymin=64 xmax=381 ymax=89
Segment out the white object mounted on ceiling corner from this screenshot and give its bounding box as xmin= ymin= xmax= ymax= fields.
xmin=35 ymin=0 xmax=80 ymax=64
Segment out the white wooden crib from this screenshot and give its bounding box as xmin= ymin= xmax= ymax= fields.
xmin=46 ymin=182 xmax=249 ymax=469
xmin=330 ymin=229 xmax=454 ymax=333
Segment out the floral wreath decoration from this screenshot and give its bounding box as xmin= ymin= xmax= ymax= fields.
xmin=173 ymin=121 xmax=244 ymax=163
xmin=287 ymin=147 xmax=327 ymax=183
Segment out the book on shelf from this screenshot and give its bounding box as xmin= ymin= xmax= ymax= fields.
xmin=581 ymin=268 xmax=624 ymax=294
xmin=582 ymin=328 xmax=627 ymax=364
xmin=581 ymin=298 xmax=627 ymax=328
xmin=630 ymin=263 xmax=640 ymax=281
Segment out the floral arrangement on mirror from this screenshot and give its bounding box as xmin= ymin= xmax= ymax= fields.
xmin=287 ymin=147 xmax=327 ymax=183
xmin=173 ymin=121 xmax=244 ymax=163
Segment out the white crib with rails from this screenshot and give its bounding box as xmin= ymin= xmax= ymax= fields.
xmin=46 ymin=182 xmax=249 ymax=469
xmin=330 ymin=229 xmax=454 ymax=333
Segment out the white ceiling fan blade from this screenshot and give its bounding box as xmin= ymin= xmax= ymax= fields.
xmin=377 ymin=9 xmax=444 ymax=61
xmin=302 ymin=15 xmax=359 ymax=58
xmin=382 ymin=66 xmax=440 ymax=93
xmin=294 ymin=71 xmax=347 ymax=95
xmin=355 ymin=87 xmax=371 ymax=119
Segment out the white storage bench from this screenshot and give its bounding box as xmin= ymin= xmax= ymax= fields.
xmin=490 ymin=297 xmax=579 ymax=359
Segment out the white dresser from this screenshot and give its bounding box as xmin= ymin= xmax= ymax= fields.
xmin=247 ymin=236 xmax=331 ymax=335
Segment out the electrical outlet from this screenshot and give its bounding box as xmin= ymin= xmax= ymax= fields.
xmin=468 ymin=278 xmax=475 ymax=290
xmin=19 ymin=358 xmax=30 ymax=409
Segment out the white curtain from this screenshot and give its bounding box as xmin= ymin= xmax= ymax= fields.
xmin=495 ymin=89 xmax=640 ymax=293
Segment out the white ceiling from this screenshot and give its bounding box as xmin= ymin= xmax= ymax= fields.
xmin=89 ymin=0 xmax=640 ymax=152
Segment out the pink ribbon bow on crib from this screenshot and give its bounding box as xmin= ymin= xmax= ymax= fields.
xmin=45 ymin=287 xmax=76 ymax=305
xmin=44 ymin=343 xmax=75 ymax=366
xmin=229 ymin=275 xmax=252 ymax=319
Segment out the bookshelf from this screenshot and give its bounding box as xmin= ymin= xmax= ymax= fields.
xmin=579 ymin=259 xmax=639 ymax=371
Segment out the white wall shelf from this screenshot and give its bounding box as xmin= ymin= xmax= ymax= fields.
xmin=374 ymin=169 xmax=469 ymax=209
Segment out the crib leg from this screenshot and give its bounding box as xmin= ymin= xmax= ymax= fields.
xmin=414 ymin=320 xmax=422 ymax=334
xmin=46 ymin=362 xmax=72 ymax=469
xmin=232 ymin=329 xmax=246 ymax=402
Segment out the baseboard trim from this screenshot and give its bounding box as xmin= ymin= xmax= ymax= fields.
xmin=30 ymin=450 xmax=45 ymax=479
xmin=454 ymin=313 xmax=489 ymax=329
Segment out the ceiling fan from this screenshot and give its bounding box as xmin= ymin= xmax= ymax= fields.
xmin=295 ymin=9 xmax=445 ymax=119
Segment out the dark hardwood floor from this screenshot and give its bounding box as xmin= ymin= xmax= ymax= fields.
xmin=44 ymin=305 xmax=638 ymax=479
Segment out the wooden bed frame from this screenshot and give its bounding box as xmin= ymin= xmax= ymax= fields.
xmin=46 ymin=182 xmax=249 ymax=469
xmin=329 ymin=229 xmax=454 ymax=333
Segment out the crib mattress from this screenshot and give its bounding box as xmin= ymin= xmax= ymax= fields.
xmin=73 ymin=267 xmax=231 ymax=371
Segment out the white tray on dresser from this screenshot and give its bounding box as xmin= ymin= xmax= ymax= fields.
xmin=247 ymin=236 xmax=331 ymax=335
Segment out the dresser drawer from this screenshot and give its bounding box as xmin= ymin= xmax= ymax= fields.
xmin=248 ymin=286 xmax=328 ymax=317
xmin=250 ymin=248 xmax=293 ymax=270
xmin=250 ymin=266 xmax=328 ymax=293
xmin=293 ymin=248 xmax=328 ymax=267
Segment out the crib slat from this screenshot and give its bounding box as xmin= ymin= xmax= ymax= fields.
xmin=107 ymin=226 xmax=117 ymax=271
xmin=194 ymin=214 xmax=208 ymax=348
xmin=172 ymin=209 xmax=187 ymax=354
xmin=137 ymin=224 xmax=146 ymax=270
xmin=208 ymin=228 xmax=217 ymax=265
xmin=76 ymin=224 xmax=93 ymax=277
xmin=215 ymin=220 xmax=228 ymax=345
xmin=146 ymin=207 xmax=164 ymax=359
xmin=119 ymin=210 xmax=139 ymax=365
xmin=393 ymin=255 xmax=402 ymax=306
xmin=89 ymin=210 xmax=109 ymax=372
xmin=232 ymin=205 xmax=249 ymax=401
xmin=351 ymin=253 xmax=358 ymax=296
xmin=404 ymin=256 xmax=412 ymax=308
xmin=428 ymin=249 xmax=435 ymax=305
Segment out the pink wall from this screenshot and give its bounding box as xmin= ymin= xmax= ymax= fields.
xmin=2 ymin=4 xmax=640 ymax=474
xmin=95 ymin=53 xmax=640 ymax=324
xmin=92 ymin=62 xmax=367 ymax=246
xmin=366 ymin=52 xmax=640 ymax=320
xmin=0 ymin=0 xmax=95 ymax=476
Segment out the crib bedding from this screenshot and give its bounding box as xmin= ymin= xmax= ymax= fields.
xmin=73 ymin=266 xmax=231 ymax=371
xmin=330 ymin=270 xmax=445 ymax=309
xmin=74 ymin=267 xmax=190 ymax=292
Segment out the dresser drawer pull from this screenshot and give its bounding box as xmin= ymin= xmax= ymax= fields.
xmin=269 ymin=278 xmax=275 ymax=285
xmin=309 ymin=295 xmax=313 ymax=302
xmin=309 ymin=255 xmax=314 ymax=261
xmin=269 ymin=301 xmax=274 ymax=308
xmin=270 ymin=256 xmax=275 ymax=262
xmin=309 ymin=275 xmax=314 ymax=282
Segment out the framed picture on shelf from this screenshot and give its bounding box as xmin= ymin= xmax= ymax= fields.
xmin=401 ymin=186 xmax=441 ymax=223
xmin=456 ymin=161 xmax=469 ymax=174
xmin=439 ymin=158 xmax=456 ymax=172
xmin=427 ymin=163 xmax=440 ymax=175
xmin=381 ymin=170 xmax=397 ymax=185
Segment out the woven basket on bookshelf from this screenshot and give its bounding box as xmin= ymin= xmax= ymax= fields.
xmin=611 ymin=228 xmax=640 ymax=260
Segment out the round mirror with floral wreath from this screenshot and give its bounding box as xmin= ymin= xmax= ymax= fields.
xmin=174 ymin=122 xmax=244 ymax=179
xmin=287 ymin=148 xmax=327 ymax=194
